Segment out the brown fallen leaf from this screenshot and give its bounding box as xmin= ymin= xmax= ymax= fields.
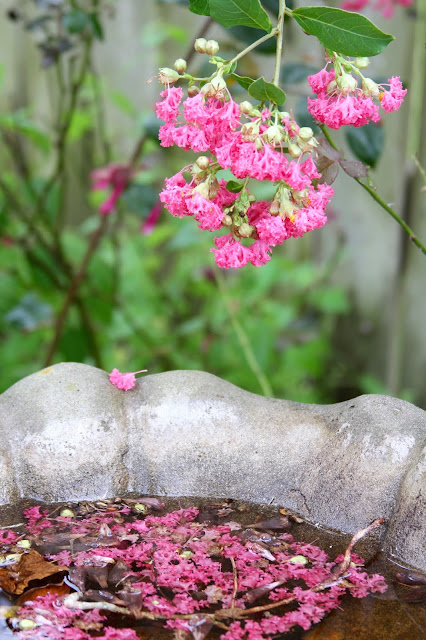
xmin=16 ymin=582 xmax=70 ymax=606
xmin=0 ymin=550 xmax=67 ymax=595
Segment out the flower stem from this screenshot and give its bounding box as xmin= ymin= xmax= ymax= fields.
xmin=228 ymin=29 xmax=279 ymax=67
xmin=272 ymin=0 xmax=286 ymax=87
xmin=319 ymin=125 xmax=426 ymax=256
xmin=214 ymin=270 xmax=273 ymax=398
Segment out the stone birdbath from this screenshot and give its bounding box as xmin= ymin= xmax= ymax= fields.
xmin=0 ymin=362 xmax=425 ymax=572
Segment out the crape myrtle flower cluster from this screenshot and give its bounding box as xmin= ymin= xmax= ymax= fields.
xmin=1 ymin=502 xmax=387 ymax=640
xmin=155 ymin=38 xmax=405 ymax=269
xmin=156 ymin=40 xmax=333 ymax=269
xmin=307 ymin=53 xmax=407 ymax=129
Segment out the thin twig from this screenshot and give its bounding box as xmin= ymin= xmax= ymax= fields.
xmin=43 ymin=216 xmax=109 ymax=367
xmin=214 ymin=270 xmax=273 ymax=397
xmin=230 ymin=556 xmax=238 ymax=609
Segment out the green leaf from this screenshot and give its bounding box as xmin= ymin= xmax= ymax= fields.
xmin=228 ymin=25 xmax=276 ymax=54
xmin=189 ymin=0 xmax=210 ymax=15
xmin=88 ymin=13 xmax=104 ymax=40
xmin=110 ymin=91 xmax=137 ymax=117
xmin=345 ymin=122 xmax=384 ymax=168
xmin=280 ymin=62 xmax=317 ymax=85
xmin=230 ymin=74 xmax=255 ymax=90
xmin=248 ymin=77 xmax=286 ymax=105
xmin=291 ymin=7 xmax=394 ymax=57
xmin=226 ymin=180 xmax=244 ymax=193
xmin=0 ymin=112 xmax=51 ymax=153
xmin=68 ymin=109 xmax=93 ymax=142
xmin=210 ymin=0 xmax=272 ymax=32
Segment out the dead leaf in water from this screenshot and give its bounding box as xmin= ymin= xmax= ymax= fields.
xmin=0 ymin=550 xmax=67 ymax=595
xmin=16 ymin=582 xmax=70 ymax=605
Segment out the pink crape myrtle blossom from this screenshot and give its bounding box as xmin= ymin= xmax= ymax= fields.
xmin=0 ymin=528 xmax=19 ymax=544
xmin=341 ymin=0 xmax=413 ymax=17
xmin=109 ymin=367 xmax=147 ymax=391
xmin=90 ymin=164 xmax=134 ymax=215
xmin=9 ymin=501 xmax=387 ymax=640
xmin=156 ymin=84 xmax=333 ymax=269
xmin=307 ymin=66 xmax=406 ymax=129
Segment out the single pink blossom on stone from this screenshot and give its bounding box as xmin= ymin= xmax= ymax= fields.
xmin=109 ymin=368 xmax=147 ymax=391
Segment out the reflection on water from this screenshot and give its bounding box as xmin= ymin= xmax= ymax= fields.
xmin=0 ymin=497 xmax=425 ymax=640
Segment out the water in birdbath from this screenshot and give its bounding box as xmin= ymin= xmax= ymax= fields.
xmin=0 ymin=497 xmax=424 ymax=640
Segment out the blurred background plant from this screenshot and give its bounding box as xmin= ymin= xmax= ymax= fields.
xmin=0 ymin=0 xmax=424 ymax=405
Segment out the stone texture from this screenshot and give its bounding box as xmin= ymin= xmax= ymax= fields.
xmin=0 ymin=363 xmax=425 ymax=570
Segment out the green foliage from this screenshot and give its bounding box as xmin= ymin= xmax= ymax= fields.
xmin=291 ymin=7 xmax=394 ymax=57
xmin=230 ymin=74 xmax=255 ymax=90
xmin=190 ymin=0 xmax=272 ymax=32
xmin=248 ymin=77 xmax=286 ymax=105
xmin=0 ymin=0 xmax=415 ymax=409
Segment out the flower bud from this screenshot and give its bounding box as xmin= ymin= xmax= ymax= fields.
xmin=195 ymin=181 xmax=210 ymax=198
xmin=241 ymin=122 xmax=259 ymax=139
xmin=223 ymin=215 xmax=233 ymax=226
xmin=248 ymin=194 xmax=256 ymax=202
xmin=205 ymin=39 xmax=219 ymax=56
xmin=288 ymin=143 xmax=302 ymax=159
xmin=255 ymin=138 xmax=263 ymax=151
xmin=196 ymin=156 xmax=210 ymax=170
xmin=208 ymin=179 xmax=219 ymax=199
xmin=238 ymin=223 xmax=254 ymax=238
xmin=159 ymin=68 xmax=180 ymax=84
xmin=269 ymin=201 xmax=280 ymax=216
xmin=200 ymin=82 xmax=214 ymax=97
xmin=239 ymin=100 xmax=254 ymax=115
xmin=187 ymin=85 xmax=200 ymax=97
xmin=60 ymin=508 xmax=74 ymax=518
xmin=298 ymin=127 xmax=313 ymax=142
xmin=326 ymin=80 xmax=337 ymax=95
xmin=210 ymin=75 xmax=227 ymax=92
xmin=279 ymin=199 xmax=296 ymax=218
xmin=264 ymin=124 xmax=284 ymax=145
xmin=292 ymin=189 xmax=308 ymax=204
xmin=173 ymin=58 xmax=187 ymax=73
xmin=336 ymin=73 xmax=357 ymax=94
xmin=361 ymin=77 xmax=380 ymax=98
xmin=353 ymin=57 xmax=370 ymax=70
xmin=194 ymin=37 xmax=207 ymax=53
